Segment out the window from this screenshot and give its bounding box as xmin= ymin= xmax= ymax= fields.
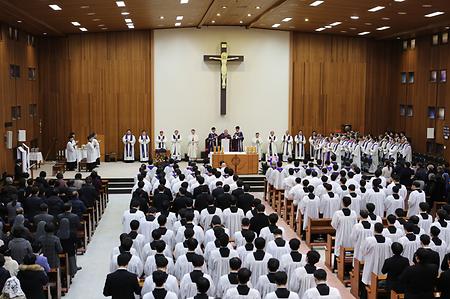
xmin=440 ymin=70 xmax=447 ymax=83
xmin=406 ymin=105 xmax=413 ymax=117
xmin=401 ymin=72 xmax=407 ymax=83
xmin=29 ymin=104 xmax=37 ymax=117
xmin=430 ymin=70 xmax=437 ymax=82
xmin=442 ymin=32 xmax=448 ymax=44
xmin=410 ymin=39 xmax=416 ymax=49
xmin=400 ymin=105 xmax=406 ymax=116
xmin=438 ymin=107 xmax=445 ymax=120
xmin=408 ymin=72 xmax=415 ymax=83
xmin=28 ymin=67 xmax=36 ymax=80
xmin=428 ymin=107 xmax=436 ymax=119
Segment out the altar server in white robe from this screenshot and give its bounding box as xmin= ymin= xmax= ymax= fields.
xmin=302 ymin=269 xmax=342 ymax=299
xmin=294 ymin=130 xmax=306 ymax=160
xmin=332 ymin=139 xmax=343 ymax=167
xmin=66 ymin=135 xmax=78 ymax=170
xmin=142 ymin=270 xmax=178 ymax=299
xmin=417 ymin=202 xmax=433 ymax=235
xmin=208 ymin=234 xmax=238 ymax=286
xmin=398 ymin=223 xmax=421 ymax=264
xmin=216 ymin=257 xmax=243 ymax=298
xmin=86 ymin=135 xmax=97 ymax=171
xmin=144 ymin=241 xmax=175 ymax=277
xmin=236 ymin=231 xmax=256 ymax=264
xmin=331 ymin=197 xmax=358 ymax=258
xmin=266 ymin=229 xmax=290 ymax=260
xmin=222 ymin=198 xmax=245 ymax=238
xmin=281 ymin=130 xmax=293 ymax=162
xmin=407 ymin=182 xmax=426 ymax=217
xmin=382 ymin=215 xmax=405 ymax=243
xmin=139 ymin=130 xmax=151 ymax=162
xmin=256 ymin=258 xmax=279 ymax=298
xmin=351 ymin=210 xmax=374 ymax=262
xmin=400 ymin=138 xmax=412 ymax=163
xmin=171 ymin=130 xmax=182 ymax=160
xmin=122 ymin=129 xmax=136 ymax=162
xmin=187 ymin=277 xmax=215 ymax=299
xmin=110 ymin=239 xmax=144 ymax=277
xmin=156 ymin=130 xmax=167 ymax=150
xmin=267 ymin=131 xmax=278 ymax=161
xmin=180 ymin=255 xmax=215 ymax=299
xmin=174 ymin=239 xmax=207 ymax=280
xmin=361 ymin=223 xmax=393 ymax=285
xmin=141 ymin=256 xmax=179 ymax=298
xmin=223 ymin=268 xmax=261 ymax=299
xmin=122 ymin=200 xmax=145 ymax=233
xmin=319 ymin=184 xmax=340 ymax=218
xmin=252 ymin=132 xmax=263 ymax=161
xmin=384 ymin=185 xmax=405 ymax=216
xmin=187 ymin=129 xmax=199 ymax=161
xmin=430 ymin=226 xmax=448 ymax=267
xmin=244 ymin=237 xmax=273 ymax=287
xmin=280 ymin=239 xmax=304 ymax=280
xmin=431 ymin=209 xmax=450 ymax=246
xmin=366 ymin=180 xmax=386 ymax=217
xmin=352 ymin=140 xmax=362 ymax=168
xmin=265 ymin=272 xmax=300 ymax=299
xmin=92 ymin=132 xmax=101 ymax=165
xmin=369 ymin=140 xmax=379 ymax=173
xmin=309 ymin=131 xmax=317 ymax=159
xmin=289 ymin=250 xmax=321 ymax=298
xmin=299 ymin=186 xmax=320 ymax=230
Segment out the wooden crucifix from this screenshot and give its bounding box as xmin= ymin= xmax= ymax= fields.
xmin=204 ymin=42 xmax=244 ymax=115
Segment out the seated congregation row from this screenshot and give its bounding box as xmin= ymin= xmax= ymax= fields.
xmin=107 ymin=160 xmax=450 ymax=299
xmin=0 ymin=171 xmax=103 ymax=298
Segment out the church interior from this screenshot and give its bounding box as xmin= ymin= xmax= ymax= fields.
xmin=0 ymin=0 xmax=449 ymax=299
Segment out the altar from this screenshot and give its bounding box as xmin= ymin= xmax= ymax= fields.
xmin=211 ymin=152 xmax=259 ymax=175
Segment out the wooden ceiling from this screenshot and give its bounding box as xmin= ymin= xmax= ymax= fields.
xmin=0 ymin=0 xmax=449 ymax=39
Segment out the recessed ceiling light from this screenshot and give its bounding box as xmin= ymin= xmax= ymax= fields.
xmin=125 ymin=18 xmax=132 ymax=23
xmin=17 ymin=20 xmax=22 ymax=23
xmin=425 ymin=11 xmax=444 ymax=18
xmin=446 ymin=26 xmax=450 ymax=29
xmin=180 ymin=0 xmax=189 ymax=3
xmin=101 ymin=28 xmax=108 ymax=30
xmin=315 ymin=27 xmax=325 ymax=31
xmin=282 ymin=17 xmax=292 ymax=22
xmin=325 ymin=25 xmax=332 ymax=28
xmin=239 ymin=20 xmax=243 ymax=24
xmin=79 ymin=27 xmax=88 ymax=32
xmin=121 ymin=12 xmax=130 ymax=15
xmin=92 ymin=18 xmax=101 ymax=21
xmin=349 ymin=27 xmax=357 ymax=30
xmin=365 ymin=22 xmax=372 ymax=25
xmin=116 ymin=1 xmax=126 ymax=7
xmin=175 ymin=22 xmax=181 ymax=26
xmin=160 ymin=16 xmax=164 ymax=20
xmin=176 ymin=16 xmax=184 ymax=20
xmin=394 ymin=0 xmax=405 ymax=2
xmin=350 ymin=16 xmax=359 ymax=20
xmin=71 ymin=21 xmax=81 ymax=26
xmin=247 ymin=13 xmax=252 ymax=17
xmin=211 ymin=20 xmax=215 ymax=23
xmin=80 ymin=5 xmax=89 ymax=9
xmin=330 ymin=21 xmax=342 ymax=26
xmin=216 ymin=13 xmax=221 ymax=17
xmin=396 ymin=37 xmax=401 ymax=39
xmin=222 ymin=6 xmax=227 ymax=9
xmin=422 ymin=4 xmax=432 ymax=8
xmin=368 ymin=6 xmax=385 ymax=12
xmin=376 ymin=26 xmax=391 ymax=31
xmin=382 ymin=17 xmax=390 ymax=20
xmin=305 ymin=18 xmax=309 ymax=22
xmin=272 ymin=23 xmax=281 ymax=28
xmin=43 ymin=32 xmax=47 ymax=35
xmin=87 ymin=12 xmax=96 ymax=16
xmin=49 ymin=4 xmax=62 ymax=10
xmin=256 ymin=6 xmax=261 ymax=9
xmin=98 ymin=24 xmax=105 ymax=27
xmin=341 ymin=30 xmax=347 ymax=33
xmin=358 ymin=31 xmax=370 ymax=35
xmin=398 ymin=12 xmax=407 ymax=15
xmin=310 ymin=1 xmax=324 ymax=7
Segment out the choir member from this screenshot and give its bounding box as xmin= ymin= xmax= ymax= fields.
xmin=255 ymin=258 xmax=279 ymax=298
xmin=180 ymin=255 xmax=215 ymax=299
xmin=232 ymin=126 xmax=244 ymax=152
xmin=280 ymin=239 xmax=304 ymax=280
xmin=216 ymin=257 xmax=242 ymax=298
xmin=142 ymin=270 xmax=178 ymax=299
xmin=66 ymin=134 xmax=78 ymax=171
xmin=208 ymin=234 xmax=238 ymax=286
xmin=139 ymin=130 xmax=150 ymax=162
xmin=281 ymin=130 xmax=293 ymax=162
xmin=267 ymin=131 xmax=278 ymax=162
xmin=309 ymin=131 xmax=317 ymax=159
xmin=243 ymin=237 xmax=272 ymax=287
xmin=407 ymin=182 xmax=426 ymax=217
xmin=265 ymin=271 xmax=300 ymax=299
xmin=294 ymin=130 xmax=306 ymax=160
xmin=122 ymin=129 xmax=136 ymax=162
xmin=331 ymin=197 xmax=357 ymax=260
xmin=187 ymin=129 xmax=199 ymax=161
xmin=187 ymin=277 xmax=214 ymax=299
xmin=302 ymin=269 xmax=342 ymax=299
xmin=171 ymin=130 xmax=182 ymax=160
xmin=289 ymin=250 xmax=321 ymax=298
xmin=141 ymin=256 xmax=179 ymax=297
xmin=223 ymin=268 xmax=261 ymax=299
xmin=156 ymin=131 xmax=167 ymax=150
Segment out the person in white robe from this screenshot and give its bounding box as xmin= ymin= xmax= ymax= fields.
xmin=187 ymin=129 xmax=199 ymax=161
xmin=398 ymin=223 xmax=421 ymax=264
xmin=281 ymin=131 xmax=293 ymax=162
xmin=289 ymin=250 xmax=321 ymax=298
xmin=361 ymin=223 xmax=393 ymax=285
xmin=407 ymin=182 xmax=426 ymax=217
xmin=332 ymin=139 xmax=343 ymax=167
xmin=156 ymin=130 xmax=167 ymax=150
xmin=86 ymin=135 xmax=97 ymax=171
xmin=144 ymin=242 xmax=175 ymax=277
xmin=384 ymin=185 xmax=405 ymax=216
xmin=208 ymin=234 xmax=239 ymax=286
xmin=252 ymin=132 xmax=263 ymax=161
xmin=223 ymin=268 xmax=261 ymax=299
xmin=255 ymin=258 xmax=279 ymax=298
xmin=180 ymin=255 xmax=215 ymax=299
xmin=430 ymin=226 xmax=448 ymax=268
xmin=431 ymin=210 xmax=450 ymax=247
xmin=171 ymin=130 xmax=182 ymax=160
xmin=243 ymin=237 xmax=273 ymax=287
xmin=302 ymin=269 xmax=342 ymax=299
xmin=122 ymin=130 xmax=136 ymax=162
xmin=366 ymin=180 xmax=386 ymax=217
xmin=368 ymin=140 xmax=379 ymax=173
xmin=139 ymin=130 xmax=151 ymax=162
xmin=400 ymin=139 xmax=412 ymax=163
xmin=122 ymin=201 xmax=145 ymax=233
xmin=267 ymin=131 xmax=278 ymax=162
xmin=331 ymin=197 xmax=358 ymax=258
xmin=142 ymin=271 xmax=178 ymax=299
xmin=265 ymin=271 xmax=300 ymax=299
xmin=382 ymin=215 xmax=405 ymax=243
xmin=319 ymin=184 xmax=340 ymax=218
xmin=309 ymin=131 xmax=317 ymax=159
xmin=352 ymin=140 xmax=362 ymax=168
xmin=299 ymin=186 xmax=320 ymax=230
xmin=266 ymin=229 xmax=290 ymax=260
xmin=186 ymin=277 xmax=215 ymax=299
xmin=294 ymin=130 xmax=306 ymax=160
xmin=280 ymin=238 xmax=304 ymax=280
xmin=351 ymin=210 xmax=374 ymax=262
xmin=347 ymin=185 xmax=362 ymax=214
xmin=92 ymin=132 xmax=100 ymax=165
xmin=174 ymin=239 xmax=207 ymax=281
xmin=236 ymin=232 xmax=256 ymax=264
xmin=417 ymin=203 xmax=433 ymax=235
xmin=66 ymin=135 xmax=78 ymax=171
xmin=110 ymin=243 xmax=144 ymax=277
xmin=222 ymin=200 xmax=245 ymax=239
xmin=141 ymin=256 xmax=179 ymax=297
xmin=216 ymin=257 xmax=244 ymax=298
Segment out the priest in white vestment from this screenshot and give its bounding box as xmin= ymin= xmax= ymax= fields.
xmin=122 ymin=130 xmax=136 ymax=162
xmin=86 ymin=135 xmax=97 ymax=171
xmin=281 ymin=131 xmax=293 ymax=162
xmin=139 ymin=130 xmax=151 ymax=162
xmin=156 ymin=130 xmax=167 ymax=150
xmin=294 ymin=131 xmax=306 ymax=160
xmin=267 ymin=131 xmax=278 ymax=162
xmin=252 ymin=132 xmax=263 ymax=161
xmin=187 ymin=129 xmax=199 ymax=161
xmin=66 ymin=135 xmax=78 ymax=171
xmin=171 ymin=130 xmax=182 ymax=160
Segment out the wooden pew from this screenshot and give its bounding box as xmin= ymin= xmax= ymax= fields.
xmin=296 ymin=210 xmax=303 ymax=237
xmin=325 ymin=235 xmax=335 ymax=270
xmin=283 ymin=197 xmax=295 ymax=228
xmin=47 ymin=268 xmax=62 ymax=299
xmin=337 ymin=246 xmax=354 ymax=286
xmin=264 ymin=179 xmax=268 ymax=201
xmin=274 ymin=188 xmax=284 ymax=215
xmin=83 ymin=212 xmax=93 ymax=240
xmin=350 ymin=258 xmax=364 ymax=298
xmin=391 ymin=290 xmax=405 ymax=299
xmin=365 ymin=273 xmax=388 ymax=299
xmin=305 ymin=218 xmax=335 ymax=247
xmin=77 ymin=220 xmax=88 ymax=254
xmin=58 ymin=253 xmax=71 ymax=293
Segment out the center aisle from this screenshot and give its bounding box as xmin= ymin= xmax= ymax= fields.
xmin=64 ymin=194 xmax=129 ymax=299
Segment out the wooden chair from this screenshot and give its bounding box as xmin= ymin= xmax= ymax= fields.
xmin=305 ymin=218 xmax=335 ymax=247
xmin=391 ymin=290 xmax=405 ymax=299
xmin=365 ymin=273 xmax=387 ymax=299
xmin=275 ymin=189 xmax=284 ymax=215
xmin=337 ymin=246 xmax=354 ymax=286
xmin=78 ymin=158 xmax=88 ymax=172
xmin=52 ymin=164 xmax=65 ymax=176
xmin=350 ymin=258 xmax=364 ymax=298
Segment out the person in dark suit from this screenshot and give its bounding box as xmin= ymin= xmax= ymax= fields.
xmin=237 ymin=185 xmax=254 ymax=213
xmin=231 ymin=179 xmax=245 ymax=198
xmin=78 ymin=177 xmax=99 ymax=208
xmin=193 ymin=176 xmax=209 ymax=199
xmin=33 ymin=203 xmax=55 ymax=226
xmin=103 ymin=253 xmax=141 ymax=299
xmin=44 ymin=189 xmax=64 ymax=217
xmin=437 ymin=257 xmax=450 ymax=299
xmin=212 ymin=182 xmax=225 ymax=199
xmin=56 ymin=203 xmax=80 ymax=235
xmin=420 ymin=234 xmax=440 ymax=267
xmin=249 ymin=204 xmax=269 ymax=235
xmin=381 ymin=242 xmax=409 ymax=293
xmin=171 ymin=187 xmax=189 ymax=215
xmin=24 ymin=186 xmax=43 ymax=220
xmin=153 ymin=185 xmax=171 ymax=212
xmin=399 ymin=248 xmax=438 ymax=299
xmin=216 ymin=184 xmax=232 ymax=210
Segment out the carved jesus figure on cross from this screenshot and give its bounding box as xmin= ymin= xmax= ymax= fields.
xmin=208 ymin=50 xmax=241 ymax=89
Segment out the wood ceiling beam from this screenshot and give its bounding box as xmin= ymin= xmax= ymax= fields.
xmin=248 ymin=0 xmax=290 ymax=28
xmin=197 ymin=0 xmax=216 ymax=28
xmin=379 ymin=19 xmax=450 ymax=40
xmin=0 ymin=0 xmax=64 ymax=36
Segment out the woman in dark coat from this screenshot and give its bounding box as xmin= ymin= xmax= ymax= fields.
xmin=38 ymin=223 xmax=63 ymax=269
xmin=17 ymin=254 xmax=48 ymax=299
xmin=57 ymin=218 xmax=78 ymax=276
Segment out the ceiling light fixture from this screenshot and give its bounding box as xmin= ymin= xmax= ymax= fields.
xmin=350 ymin=16 xmax=359 ymax=20
xmin=305 ymin=18 xmax=309 ymax=22
xmin=43 ymin=32 xmax=47 ymax=35
xmin=425 ymin=11 xmax=444 ymax=18
xmin=382 ymin=17 xmax=390 ymax=20
xmin=394 ymin=0 xmax=405 ymax=2
xmin=376 ymin=26 xmax=390 ymax=30
xmin=315 ymin=27 xmax=325 ymax=31
xmin=398 ymin=12 xmax=407 ymax=15
xmin=310 ymin=1 xmax=324 ymax=7
xmin=180 ymin=0 xmax=189 ymax=3
xmin=365 ymin=22 xmax=372 ymax=25
xmin=49 ymin=4 xmax=62 ymax=10
xmin=368 ymin=6 xmax=385 ymax=12
xmin=216 ymin=13 xmax=221 ymax=17
xmin=325 ymin=25 xmax=332 ymax=28
xmin=160 ymin=16 xmax=164 ymax=19
xmin=422 ymin=4 xmax=432 ymax=8
xmin=121 ymin=12 xmax=130 ymax=15
xmin=98 ymin=24 xmax=105 ymax=27
xmin=176 ymin=16 xmax=184 ymax=20
xmin=79 ymin=27 xmax=88 ymax=32
xmin=222 ymin=6 xmax=227 ymax=9
xmin=116 ymin=1 xmax=126 ymax=7
xmin=211 ymin=20 xmax=215 ymax=23
xmin=330 ymin=21 xmax=342 ymax=26
xmin=127 ymin=24 xmax=134 ymax=29
xmin=125 ymin=18 xmax=132 ymax=23
xmin=272 ymin=23 xmax=281 ymax=28
xmin=71 ymin=21 xmax=81 ymax=26
xmin=87 ymin=12 xmax=96 ymax=15
xmin=17 ymin=20 xmax=22 ymax=23
xmin=247 ymin=13 xmax=252 ymax=17
xmin=175 ymin=22 xmax=181 ymax=26
xmin=256 ymin=6 xmax=261 ymax=9
xmin=358 ymin=31 xmax=370 ymax=35
xmin=239 ymin=20 xmax=243 ymax=24
xmin=282 ymin=17 xmax=292 ymax=22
